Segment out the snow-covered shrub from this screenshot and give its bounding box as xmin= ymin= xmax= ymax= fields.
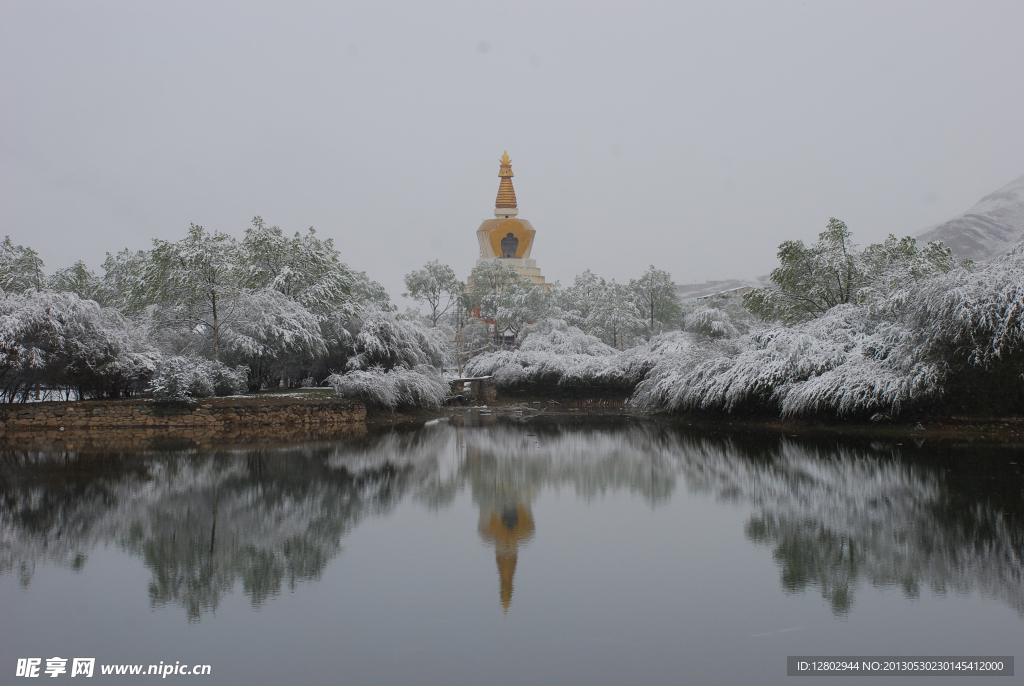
xmin=683 ymin=307 xmax=738 ymax=338
xmin=149 ymin=357 xmax=214 ymax=400
xmin=914 ymin=246 xmax=1024 ymax=366
xmin=0 ymin=290 xmax=158 ymax=401
xmin=633 ymin=305 xmax=943 ymax=416
xmin=343 ymin=307 xmax=450 ymax=371
xmin=779 ymin=350 xmax=942 ymax=418
xmin=608 ymin=330 xmax=703 ymax=389
xmin=300 ymin=376 xmax=317 ymax=388
xmin=149 ymin=356 xmax=247 ymax=401
xmin=207 ymin=361 xmax=249 ymax=396
xmin=465 ymin=322 xmax=626 ymax=390
xmin=221 ymin=289 xmax=326 ymax=390
xmin=516 ymin=319 xmax=618 ymax=355
xmin=326 ymin=365 xmax=447 ymax=409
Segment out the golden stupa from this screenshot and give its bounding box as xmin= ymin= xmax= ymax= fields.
xmin=474 ymin=152 xmax=548 ymax=287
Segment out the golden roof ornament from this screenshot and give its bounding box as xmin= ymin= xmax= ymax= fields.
xmin=495 ymin=150 xmax=517 ymax=208
xmin=498 ymin=151 xmax=513 ymax=177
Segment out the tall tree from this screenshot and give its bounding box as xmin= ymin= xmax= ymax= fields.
xmin=99 ymin=248 xmax=150 ymax=311
xmin=594 ymin=280 xmax=644 ymax=349
xmin=241 ymin=216 xmax=391 ymax=320
xmin=221 ymin=289 xmax=327 ymax=390
xmin=0 ymin=236 xmax=46 ymax=293
xmin=143 ymin=224 xmax=242 ymax=361
xmin=403 ymin=260 xmax=463 ymax=327
xmin=48 ymin=261 xmax=102 ymax=301
xmin=467 ymin=260 xmax=550 ymax=345
xmin=744 ymin=219 xmax=954 ymax=323
xmin=744 ymin=218 xmax=860 ymax=324
xmin=559 ymin=270 xmax=604 ymax=335
xmin=629 ymin=265 xmax=681 ymax=337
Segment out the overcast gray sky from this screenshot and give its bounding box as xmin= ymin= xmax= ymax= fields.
xmin=2 ymin=0 xmax=1023 ymax=302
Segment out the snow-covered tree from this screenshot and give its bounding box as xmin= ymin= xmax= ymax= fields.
xmin=493 ymin=276 xmax=551 ymax=340
xmin=99 ymin=248 xmax=150 ymax=311
xmin=403 ymin=260 xmax=463 ymax=327
xmin=140 ymin=224 xmax=243 ymax=361
xmin=558 ymin=272 xmax=644 ymax=348
xmin=857 ymin=235 xmax=955 ymax=318
xmin=341 ymin=306 xmax=449 ymax=372
xmin=221 ymin=289 xmax=327 ymax=391
xmin=0 ymin=291 xmax=159 ymax=401
xmin=594 ymin=280 xmax=644 ymax=349
xmin=240 ymin=216 xmax=390 ymax=320
xmin=148 ymin=356 xmax=248 ymax=400
xmin=466 ymin=259 xmax=521 ymax=311
xmin=744 ymin=218 xmax=861 ymax=324
xmin=629 ymin=265 xmax=681 ymax=337
xmin=0 ymin=236 xmax=46 ymax=293
xmin=743 ymin=220 xmax=953 ymax=326
xmin=47 ymin=261 xmax=103 ymax=302
xmin=559 ymin=270 xmax=604 ymax=334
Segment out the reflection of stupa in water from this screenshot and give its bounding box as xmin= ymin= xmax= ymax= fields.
xmin=461 ymin=436 xmax=539 ymax=614
xmin=478 ymin=503 xmax=535 ymax=613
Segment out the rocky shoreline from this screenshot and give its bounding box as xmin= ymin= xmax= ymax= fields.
xmin=0 ymin=395 xmax=366 ymax=450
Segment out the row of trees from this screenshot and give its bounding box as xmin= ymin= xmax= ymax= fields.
xmin=456 ymin=217 xmax=1024 ymax=419
xmin=404 ymin=258 xmax=683 ymax=350
xmin=0 ymin=219 xmax=416 ymax=401
xmin=3 ymin=216 xmax=689 ymax=404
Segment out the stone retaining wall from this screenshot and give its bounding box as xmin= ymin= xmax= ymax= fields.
xmin=0 ymin=396 xmax=366 ymax=449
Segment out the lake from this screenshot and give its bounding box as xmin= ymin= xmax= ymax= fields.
xmin=2 ymin=414 xmax=1022 ymax=684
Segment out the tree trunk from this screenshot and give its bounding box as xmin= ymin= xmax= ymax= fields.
xmin=211 ymin=291 xmax=219 ymax=362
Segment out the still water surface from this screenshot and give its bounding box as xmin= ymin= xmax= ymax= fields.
xmin=2 ymin=416 xmax=1022 ymax=684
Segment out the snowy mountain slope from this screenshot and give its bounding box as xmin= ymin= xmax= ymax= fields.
xmin=917 ymin=173 xmax=1024 ymax=261
xmin=676 ymin=278 xmax=767 ymax=302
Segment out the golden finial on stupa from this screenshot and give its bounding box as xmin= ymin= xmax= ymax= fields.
xmin=498 ymin=151 xmax=513 ymax=178
xmin=496 ymin=151 xmax=517 ymax=208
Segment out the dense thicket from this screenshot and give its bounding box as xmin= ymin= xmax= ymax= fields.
xmin=0 ymin=291 xmax=158 ymax=401
xmin=466 ymin=223 xmax=1024 ymax=418
xmin=0 ymin=222 xmax=445 ymax=402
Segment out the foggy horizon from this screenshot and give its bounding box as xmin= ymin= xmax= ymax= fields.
xmin=2 ymin=1 xmax=1023 ymax=302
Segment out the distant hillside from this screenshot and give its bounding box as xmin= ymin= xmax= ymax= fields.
xmin=676 ymin=278 xmax=765 ymax=302
xmin=917 ymin=173 xmax=1024 ymax=261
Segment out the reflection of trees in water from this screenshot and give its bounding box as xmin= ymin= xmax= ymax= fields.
xmin=669 ymin=436 xmax=1024 ymax=616
xmin=0 ymin=433 xmax=445 ymax=620
xmin=412 ymin=421 xmax=681 ymax=611
xmin=2 ymin=420 xmax=1022 ymax=619
xmin=423 ymin=423 xmax=1023 ymax=617
xmin=418 ymin=422 xmax=678 ymax=510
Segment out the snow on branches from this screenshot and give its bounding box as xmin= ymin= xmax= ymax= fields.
xmin=323 ymin=307 xmax=452 ymax=408
xmin=343 ymin=307 xmax=451 ymax=372
xmin=148 ymin=356 xmax=248 ymax=401
xmin=0 ymin=291 xmax=158 ymax=401
xmin=327 ymin=365 xmax=448 ymax=409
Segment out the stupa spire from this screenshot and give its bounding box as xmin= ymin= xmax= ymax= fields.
xmin=495 ymin=151 xmax=517 ymax=209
